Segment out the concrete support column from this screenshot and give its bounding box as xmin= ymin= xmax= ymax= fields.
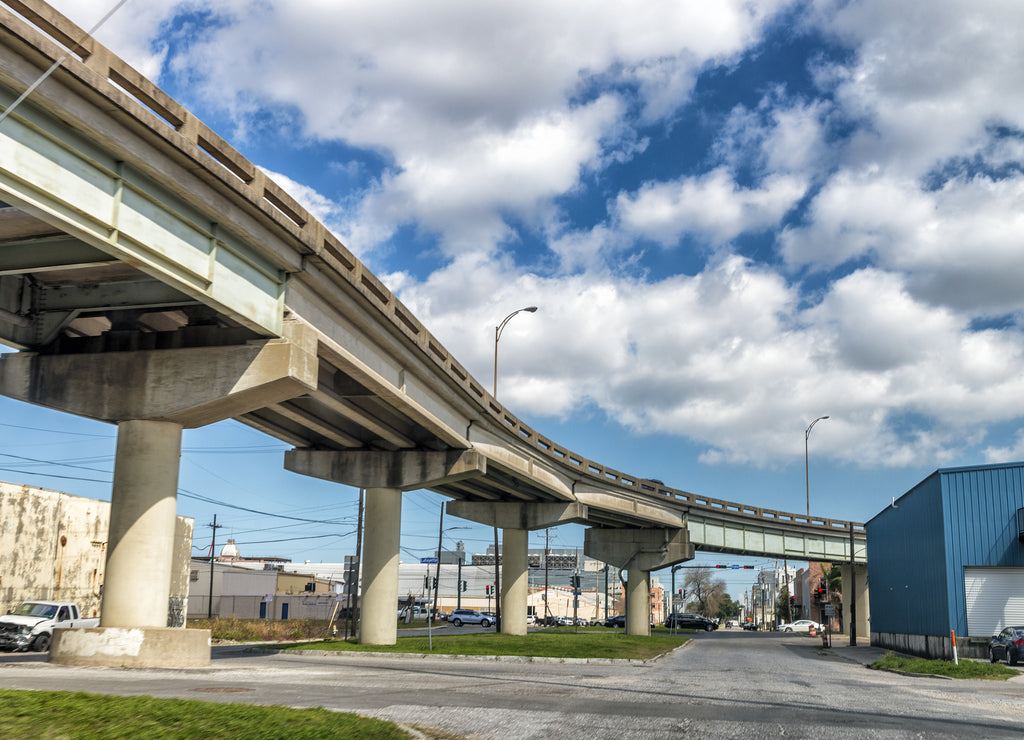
xmin=360 ymin=487 xmax=402 ymax=645
xmin=840 ymin=563 xmax=869 ymax=642
xmin=102 ymin=420 xmax=182 ymax=628
xmin=501 ymin=527 xmax=529 ymax=636
xmin=625 ymin=570 xmax=651 ymax=636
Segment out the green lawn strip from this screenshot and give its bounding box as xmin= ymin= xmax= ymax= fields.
xmin=284 ymin=631 xmax=688 ymax=660
xmin=869 ymin=652 xmax=1018 ymax=680
xmin=0 ymin=689 xmax=408 ymax=739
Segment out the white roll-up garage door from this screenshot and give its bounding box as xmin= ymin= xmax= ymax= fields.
xmin=964 ymin=567 xmax=1024 ymax=636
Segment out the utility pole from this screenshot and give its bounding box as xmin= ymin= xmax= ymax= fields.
xmin=493 ymin=528 xmax=501 ymax=631
xmin=429 ymin=502 xmax=444 ymax=650
xmin=207 ymin=514 xmax=222 ymax=619
xmin=347 ymin=489 xmax=364 ymax=640
xmin=849 ymin=522 xmax=857 ymax=646
xmin=543 ymin=529 xmax=550 ymax=623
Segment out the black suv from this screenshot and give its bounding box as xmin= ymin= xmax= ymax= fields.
xmin=665 ymin=613 xmax=717 ymax=631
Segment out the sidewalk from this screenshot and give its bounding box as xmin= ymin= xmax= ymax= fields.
xmin=824 ymin=640 xmax=889 ymax=666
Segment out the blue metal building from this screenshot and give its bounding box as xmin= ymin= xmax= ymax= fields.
xmin=866 ymin=462 xmax=1024 ymax=659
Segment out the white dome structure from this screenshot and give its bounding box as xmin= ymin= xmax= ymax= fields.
xmin=220 ymin=539 xmax=240 ymax=560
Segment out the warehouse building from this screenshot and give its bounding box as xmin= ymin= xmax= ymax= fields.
xmin=866 ymin=462 xmax=1024 ymax=659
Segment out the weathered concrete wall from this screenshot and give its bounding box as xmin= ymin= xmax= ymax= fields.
xmin=0 ymin=481 xmax=192 ymax=622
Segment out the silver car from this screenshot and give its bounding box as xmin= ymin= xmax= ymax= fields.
xmin=447 ymin=609 xmax=492 ymax=627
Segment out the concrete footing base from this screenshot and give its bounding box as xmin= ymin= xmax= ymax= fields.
xmin=49 ymin=627 xmax=211 ymax=667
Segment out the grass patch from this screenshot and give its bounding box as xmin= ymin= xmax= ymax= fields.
xmin=870 ymin=652 xmax=1018 ymax=680
xmin=188 ymin=617 xmax=332 ymax=643
xmin=284 ymin=630 xmax=688 ymax=660
xmin=0 ymin=689 xmax=408 ymax=739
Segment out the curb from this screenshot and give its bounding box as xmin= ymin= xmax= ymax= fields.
xmin=245 ymin=639 xmax=690 ymax=665
xmin=866 ymin=665 xmax=953 ymax=680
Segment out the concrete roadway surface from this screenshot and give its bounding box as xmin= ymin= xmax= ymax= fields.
xmin=1 ymin=630 xmax=1023 ymax=738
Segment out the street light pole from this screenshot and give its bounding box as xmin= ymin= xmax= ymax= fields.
xmin=493 ymin=306 xmax=538 ymax=398
xmin=805 ymin=415 xmax=830 ymax=517
xmin=492 ymin=305 xmax=537 ymax=631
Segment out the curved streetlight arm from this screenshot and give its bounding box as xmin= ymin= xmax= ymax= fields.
xmin=804 ymin=415 xmax=830 ymax=517
xmin=493 ymin=306 xmax=538 ymax=398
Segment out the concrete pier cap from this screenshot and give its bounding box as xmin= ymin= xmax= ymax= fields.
xmin=584 ymin=527 xmax=694 ymax=636
xmin=444 ymin=501 xmax=589 ymax=530
xmin=583 ymin=527 xmax=694 ymax=572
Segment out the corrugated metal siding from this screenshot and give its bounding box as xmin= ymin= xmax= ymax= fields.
xmin=963 ymin=567 xmax=1024 ymax=635
xmin=941 ymin=464 xmax=1024 ymax=636
xmin=866 ymin=472 xmax=950 ymax=635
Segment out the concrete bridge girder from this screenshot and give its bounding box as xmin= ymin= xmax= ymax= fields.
xmin=467 ymin=428 xmax=575 ymax=501
xmin=686 ymin=513 xmax=866 ymax=564
xmin=0 ymin=74 xmax=289 ymax=337
xmin=573 ymin=487 xmax=686 ymax=529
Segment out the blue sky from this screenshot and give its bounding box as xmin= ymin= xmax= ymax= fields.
xmin=4 ymin=0 xmax=1024 ymax=598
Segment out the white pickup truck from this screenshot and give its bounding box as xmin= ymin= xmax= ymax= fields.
xmin=0 ymin=600 xmax=100 ymax=652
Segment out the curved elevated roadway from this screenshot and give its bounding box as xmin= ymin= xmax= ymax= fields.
xmin=0 ymin=1 xmax=864 ymax=662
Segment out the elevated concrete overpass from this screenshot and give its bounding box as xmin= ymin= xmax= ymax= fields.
xmin=0 ymin=1 xmax=865 ymax=665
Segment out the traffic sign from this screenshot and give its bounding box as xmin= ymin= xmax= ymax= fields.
xmin=420 ymin=557 xmax=438 ymax=564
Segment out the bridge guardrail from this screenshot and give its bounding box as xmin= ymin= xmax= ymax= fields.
xmin=0 ymin=0 xmax=863 ymax=538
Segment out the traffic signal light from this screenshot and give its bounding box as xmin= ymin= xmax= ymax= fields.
xmin=790 ymin=595 xmax=796 ymax=604
xmin=485 ymin=585 xmax=491 ymax=596
xmin=715 ymin=565 xmax=728 ymax=568
xmin=432 ymin=577 xmax=438 ymax=589
xmin=461 ymin=580 xmax=468 ymax=592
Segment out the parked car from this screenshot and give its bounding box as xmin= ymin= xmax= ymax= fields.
xmin=780 ymin=619 xmax=822 ymax=633
xmin=556 ymin=615 xmax=574 ymax=626
xmin=604 ymin=615 xmax=626 ymax=628
xmin=447 ymin=609 xmax=492 ymax=627
xmin=665 ymin=613 xmax=717 ymax=631
xmin=989 ymin=626 xmax=1024 ymax=666
xmin=742 ymin=621 xmax=758 ymax=631
xmin=525 ymin=614 xmax=536 ymax=625
xmin=397 ymin=606 xmax=428 ymax=621
xmin=0 ymin=600 xmax=99 ymax=652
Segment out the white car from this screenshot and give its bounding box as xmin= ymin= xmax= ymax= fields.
xmin=781 ymin=619 xmax=823 ymax=633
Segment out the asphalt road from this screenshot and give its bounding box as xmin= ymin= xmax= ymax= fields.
xmin=2 ymin=629 xmax=1022 ymax=738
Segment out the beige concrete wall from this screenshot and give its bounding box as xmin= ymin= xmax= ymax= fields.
xmin=0 ymin=481 xmax=192 ymax=621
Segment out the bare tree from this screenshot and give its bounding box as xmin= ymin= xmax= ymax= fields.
xmin=683 ymin=566 xmax=726 ymax=616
